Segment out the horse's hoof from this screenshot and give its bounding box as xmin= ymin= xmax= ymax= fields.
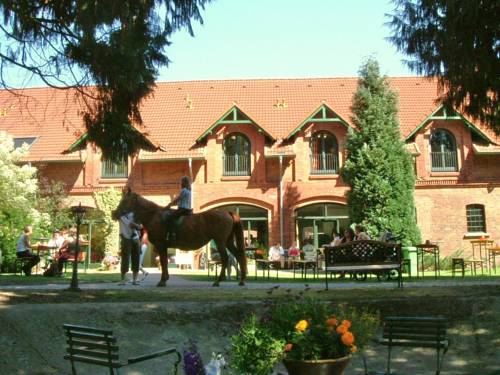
xmin=238 ymin=281 xmax=245 ymax=286
xmin=212 ymin=281 xmax=220 ymax=287
xmin=219 ymin=276 xmax=227 ymax=281
xmin=156 ymin=281 xmax=166 ymax=287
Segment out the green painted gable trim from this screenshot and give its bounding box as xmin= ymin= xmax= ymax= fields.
xmin=286 ymin=104 xmax=350 ymax=140
xmin=406 ymin=105 xmax=491 ymax=143
xmin=64 ymin=124 xmax=157 ymax=154
xmin=195 ymin=106 xmax=275 ymax=143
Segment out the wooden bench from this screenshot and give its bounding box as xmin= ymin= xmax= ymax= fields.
xmin=63 ymin=324 xmax=181 ymax=375
xmin=366 ymin=316 xmax=449 ymax=375
xmin=323 ymin=240 xmax=403 ymax=289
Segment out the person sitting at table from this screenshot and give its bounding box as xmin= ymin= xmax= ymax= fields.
xmin=16 ymin=225 xmax=40 ymax=276
xmin=48 ymin=230 xmax=65 ymax=250
xmin=288 ymin=241 xmax=300 ymax=260
xmin=354 ymin=225 xmax=371 ymax=240
xmin=55 ymin=228 xmax=78 ymax=275
xmin=268 ymin=242 xmax=283 ymax=266
xmin=302 ymin=240 xmax=317 ymax=262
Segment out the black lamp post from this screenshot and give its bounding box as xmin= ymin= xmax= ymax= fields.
xmin=68 ymin=203 xmax=88 ymax=292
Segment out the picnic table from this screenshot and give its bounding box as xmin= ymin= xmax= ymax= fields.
xmin=470 ymin=239 xmax=494 ymax=274
xmin=486 ymin=245 xmax=500 ymax=275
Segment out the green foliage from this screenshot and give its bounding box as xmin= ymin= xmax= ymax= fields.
xmin=230 ymin=292 xmax=379 ymax=372
xmin=93 ymin=188 xmax=122 ymax=255
xmin=389 ymin=0 xmax=499 ymax=134
xmin=341 ymin=58 xmax=421 ymax=246
xmin=230 ymin=315 xmax=285 ymax=375
xmin=0 ymin=0 xmax=211 ymax=161
xmin=0 ymin=132 xmax=39 ymax=270
xmin=35 ymin=178 xmax=73 ymax=236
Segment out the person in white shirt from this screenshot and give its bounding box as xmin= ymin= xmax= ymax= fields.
xmin=268 ymin=242 xmax=286 ymax=268
xmin=119 ymin=212 xmax=141 ymax=285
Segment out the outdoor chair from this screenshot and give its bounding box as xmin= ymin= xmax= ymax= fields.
xmin=63 ymin=324 xmax=181 ymax=375
xmin=14 ymin=257 xmax=32 ymax=275
xmin=365 ymin=316 xmax=449 ymax=375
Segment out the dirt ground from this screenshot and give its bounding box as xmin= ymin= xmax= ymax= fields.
xmin=1 ymin=293 xmax=499 ymax=375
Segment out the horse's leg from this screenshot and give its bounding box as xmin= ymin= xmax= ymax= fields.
xmin=213 ymin=240 xmax=229 ymax=287
xmin=226 ymin=239 xmax=246 ymax=286
xmin=157 ymin=249 xmax=169 ymax=287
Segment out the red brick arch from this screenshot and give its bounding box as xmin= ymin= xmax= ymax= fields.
xmin=292 ymin=195 xmax=347 ymax=211
xmin=199 ymin=197 xmax=274 ymax=213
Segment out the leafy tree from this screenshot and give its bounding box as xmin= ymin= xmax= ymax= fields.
xmin=93 ymin=188 xmax=122 ymax=255
xmin=0 ymin=0 xmax=211 ymax=160
xmin=341 ymin=59 xmax=420 ymax=246
xmin=0 ymin=132 xmax=40 ymax=269
xmin=36 ymin=178 xmax=73 ymax=236
xmin=388 ymin=0 xmax=499 ymax=134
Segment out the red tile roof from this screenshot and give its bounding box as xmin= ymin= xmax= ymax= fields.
xmin=0 ymin=77 xmax=498 ymax=161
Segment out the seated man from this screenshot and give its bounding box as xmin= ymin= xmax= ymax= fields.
xmin=268 ymin=242 xmax=284 ymax=268
xmin=354 ymin=225 xmax=371 ymax=240
xmin=302 ymin=240 xmax=317 ymax=262
xmin=16 ymin=225 xmax=40 ymax=276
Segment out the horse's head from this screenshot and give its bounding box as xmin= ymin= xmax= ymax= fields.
xmin=111 ymin=187 xmax=137 ymax=220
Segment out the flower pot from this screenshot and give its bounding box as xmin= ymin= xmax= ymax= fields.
xmin=283 ymin=356 xmax=351 ymax=375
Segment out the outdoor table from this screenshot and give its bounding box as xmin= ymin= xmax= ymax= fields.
xmin=415 ymin=243 xmax=440 ymax=279
xmin=292 ymin=259 xmax=317 ymax=280
xmin=254 ymin=259 xmax=280 ymax=281
xmin=33 ymin=244 xmax=58 ymax=274
xmin=487 ymin=246 xmax=500 ymax=275
xmin=469 ymin=239 xmax=493 ymax=275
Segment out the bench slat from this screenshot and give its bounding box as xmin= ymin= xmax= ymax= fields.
xmin=325 ymin=264 xmax=399 ymax=271
xmin=64 ymin=354 xmax=122 ymax=368
xmin=67 ymin=338 xmax=119 ymax=351
xmin=379 ymin=339 xmax=448 ymax=349
xmin=66 ymin=331 xmax=117 ymax=343
xmin=67 ymin=348 xmax=119 ymax=360
xmin=385 ymin=316 xmax=447 ymax=322
xmin=383 ymin=333 xmax=447 ymax=341
xmin=63 ymin=324 xmax=113 ymax=335
xmin=384 ymin=327 xmax=446 ymax=335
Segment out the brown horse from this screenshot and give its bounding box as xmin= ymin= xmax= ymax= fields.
xmin=112 ymin=189 xmax=247 ymax=287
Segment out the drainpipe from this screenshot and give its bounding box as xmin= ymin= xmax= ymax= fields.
xmin=188 ymin=157 xmax=194 ymax=208
xmin=279 ymin=155 xmax=284 ymax=246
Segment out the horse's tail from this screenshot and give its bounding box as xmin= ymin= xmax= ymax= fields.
xmin=229 ymin=212 xmax=247 ymax=276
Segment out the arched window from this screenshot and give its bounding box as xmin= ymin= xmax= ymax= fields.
xmin=223 ymin=133 xmax=250 ymax=176
xmin=310 ymin=131 xmax=339 ymax=174
xmin=430 ymin=129 xmax=458 ymax=172
xmin=466 ymin=204 xmax=486 ymax=233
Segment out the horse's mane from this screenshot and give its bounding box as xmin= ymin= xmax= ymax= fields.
xmin=133 ymin=192 xmax=162 ymax=212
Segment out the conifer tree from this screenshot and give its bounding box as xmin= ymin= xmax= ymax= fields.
xmin=341 ymin=59 xmax=420 ymax=245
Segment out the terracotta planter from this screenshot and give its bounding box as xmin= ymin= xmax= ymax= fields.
xmin=283 ymin=356 xmax=351 ymax=375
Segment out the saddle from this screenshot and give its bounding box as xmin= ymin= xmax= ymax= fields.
xmin=161 ymin=210 xmax=189 ymax=232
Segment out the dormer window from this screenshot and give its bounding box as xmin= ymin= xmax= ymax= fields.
xmin=101 ymin=156 xmax=128 ymax=178
xmin=310 ymin=131 xmax=339 ymax=174
xmin=13 ymin=137 xmax=37 ymax=149
xmin=430 ymin=129 xmax=458 ymax=172
xmin=223 ymin=133 xmax=250 ymax=176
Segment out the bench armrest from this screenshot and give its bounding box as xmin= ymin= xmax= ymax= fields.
xmin=127 ymin=347 xmax=181 ymax=365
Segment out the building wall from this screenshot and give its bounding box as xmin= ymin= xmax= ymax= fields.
xmin=53 ymin=119 xmax=499 ymax=257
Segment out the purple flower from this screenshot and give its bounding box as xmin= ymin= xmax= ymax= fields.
xmin=183 ymin=341 xmax=206 ymax=375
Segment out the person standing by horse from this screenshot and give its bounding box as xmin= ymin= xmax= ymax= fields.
xmin=163 ymin=176 xmax=193 ymax=244
xmin=119 ymin=211 xmax=141 ymax=285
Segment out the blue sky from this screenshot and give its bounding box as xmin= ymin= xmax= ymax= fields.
xmin=6 ymin=0 xmax=413 ymax=87
xmin=159 ymin=0 xmax=412 ymax=81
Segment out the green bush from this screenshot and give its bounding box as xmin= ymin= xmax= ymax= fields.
xmin=230 ymin=315 xmax=285 ymax=375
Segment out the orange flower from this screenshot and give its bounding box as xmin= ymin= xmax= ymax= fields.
xmin=350 ymin=345 xmax=358 ymax=353
xmin=295 ymin=320 xmax=309 ymax=332
xmin=326 ymin=318 xmax=339 ymax=327
xmin=341 ymin=320 xmax=351 ymax=329
xmin=336 ymin=324 xmax=348 ymax=334
xmin=285 ymin=343 xmax=293 ymax=352
xmin=341 ymin=331 xmax=355 ymax=346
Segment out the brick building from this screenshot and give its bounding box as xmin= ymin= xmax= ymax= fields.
xmin=1 ymin=78 xmax=499 ymax=256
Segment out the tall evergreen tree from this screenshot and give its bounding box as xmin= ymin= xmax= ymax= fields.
xmin=341 ymin=59 xmax=420 ymax=245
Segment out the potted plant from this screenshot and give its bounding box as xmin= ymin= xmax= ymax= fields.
xmin=230 ymin=292 xmax=378 ymax=375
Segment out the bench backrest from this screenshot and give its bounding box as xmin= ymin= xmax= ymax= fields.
xmin=324 ymin=240 xmax=402 ymax=266
xmin=63 ymin=324 xmax=121 ymax=368
xmin=383 ymin=316 xmax=448 ymax=347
